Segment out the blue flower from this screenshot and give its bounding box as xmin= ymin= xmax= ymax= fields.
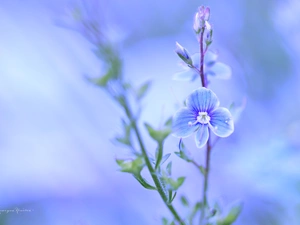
xmin=172 ymin=87 xmax=234 ymax=148
xmin=173 ymin=51 xmax=232 ymax=82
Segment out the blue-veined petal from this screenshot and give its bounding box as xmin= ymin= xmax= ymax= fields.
xmin=172 ymin=108 xmax=198 ymax=138
xmin=209 ymin=107 xmax=234 ymax=137
xmin=191 ymin=51 xmax=218 ymax=69
xmin=207 ymin=62 xmax=232 ymax=79
xmin=191 ymin=53 xmax=200 ymax=69
xmin=195 ymin=124 xmax=209 ymax=148
xmin=204 ymin=51 xmax=218 ymax=66
xmin=186 ymin=87 xmax=220 ymax=113
xmin=172 ymin=69 xmax=198 ymax=82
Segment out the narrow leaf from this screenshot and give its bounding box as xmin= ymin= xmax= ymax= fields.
xmin=116 ymin=157 xmax=144 ymax=175
xmin=165 ymin=176 xmax=186 ymax=191
xmin=155 ymin=142 xmax=163 ymax=170
xmin=144 ymin=123 xmax=171 ymax=143
xmin=87 ymin=74 xmax=111 ymax=87
xmin=168 ymin=190 xmax=173 ymax=204
xmin=134 ymin=175 xmax=157 ymax=190
xmin=164 ymin=117 xmax=173 ymax=127
xmin=136 ymin=81 xmax=152 ymax=100
xmin=217 ymin=202 xmax=243 ymax=225
xmin=115 ymin=136 xmax=131 ymax=146
xmin=161 ymin=217 xmax=168 ymax=225
xmin=170 ymin=192 xmax=177 ymax=203
xmin=199 ymin=165 xmax=206 ymax=175
xmin=161 ymin=153 xmax=171 ymax=166
xmin=189 ymin=202 xmax=203 ymax=224
xmin=166 ymin=161 xmax=172 ymax=176
xmin=180 ymin=195 xmax=189 ymax=207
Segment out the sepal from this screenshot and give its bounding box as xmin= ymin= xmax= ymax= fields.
xmin=116 ymin=157 xmax=144 ymax=176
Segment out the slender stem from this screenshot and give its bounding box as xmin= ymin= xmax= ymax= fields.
xmin=198 ymin=27 xmax=212 ymax=225
xmin=191 ymin=160 xmax=201 ymax=169
xmin=199 ymin=28 xmax=206 ymax=88
xmin=200 ymin=131 xmax=211 ymax=223
xmin=123 ymin=98 xmax=185 ymax=225
xmin=203 ymin=135 xmax=211 ymax=205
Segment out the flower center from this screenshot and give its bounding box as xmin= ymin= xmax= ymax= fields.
xmin=197 ymin=112 xmax=210 ymax=124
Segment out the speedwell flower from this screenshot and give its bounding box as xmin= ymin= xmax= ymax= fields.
xmin=172 ymin=87 xmax=234 ymax=148
xmin=173 ymin=51 xmax=232 ymax=82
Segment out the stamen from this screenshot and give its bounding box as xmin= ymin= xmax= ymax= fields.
xmin=196 ymin=111 xmax=210 ymax=124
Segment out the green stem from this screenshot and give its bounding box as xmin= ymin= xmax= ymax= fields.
xmin=200 ymin=131 xmax=211 ymax=224
xmin=203 ymin=133 xmax=211 ymax=207
xmin=155 ymin=142 xmax=163 ymax=170
xmin=123 ymin=98 xmax=185 ymax=225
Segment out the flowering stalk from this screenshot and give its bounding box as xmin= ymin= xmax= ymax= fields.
xmin=199 ymin=28 xmax=210 ymax=225
xmin=196 ymin=7 xmax=212 ymax=224
xmin=172 ymin=5 xmax=238 ymax=223
xmin=66 ymin=3 xmax=241 ymax=224
xmin=122 ymin=97 xmax=185 ymax=225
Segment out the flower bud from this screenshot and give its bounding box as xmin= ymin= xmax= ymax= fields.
xmin=205 ymin=29 xmax=213 ymax=46
xmin=193 ymin=12 xmax=202 ymax=34
xmin=203 ymin=7 xmax=210 ymax=21
xmin=193 ymin=6 xmax=211 ymax=33
xmin=175 ymin=42 xmax=193 ymax=66
xmin=205 ymin=21 xmax=211 ymax=31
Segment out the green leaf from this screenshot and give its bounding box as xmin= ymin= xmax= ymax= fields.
xmin=164 ymin=117 xmax=173 ymax=127
xmin=166 ymin=161 xmax=172 ymax=176
xmin=188 ymin=202 xmax=203 ymax=224
xmin=161 ymin=153 xmax=171 ymax=166
xmin=164 ymin=176 xmax=185 ymax=191
xmin=115 ymin=136 xmax=131 ymax=146
xmin=122 ymin=119 xmax=132 ymax=135
xmin=134 ymin=175 xmax=156 ymax=190
xmin=136 ymin=81 xmax=152 ymax=100
xmin=116 ymin=157 xmax=144 ymax=176
xmin=161 ymin=217 xmax=168 ymax=225
xmin=176 ymin=177 xmax=185 ymax=189
xmin=217 ymin=202 xmax=243 ymax=225
xmin=180 ymin=195 xmax=189 ymax=207
xmin=155 ymin=142 xmax=163 ymax=170
xmin=168 ymin=190 xmax=173 ymax=204
xmin=122 ymin=82 xmax=132 ymax=90
xmin=199 ymin=165 xmax=206 ymax=175
xmin=144 ymin=123 xmax=171 ymax=143
xmin=87 ymin=74 xmax=111 ymax=87
xmin=88 ymin=44 xmax=122 ymax=88
xmin=114 ymin=119 xmax=133 ymax=147
xmin=170 ymin=191 xmax=177 ymax=203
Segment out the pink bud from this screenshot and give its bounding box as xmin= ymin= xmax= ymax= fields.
xmin=193 ymin=6 xmax=211 ymax=34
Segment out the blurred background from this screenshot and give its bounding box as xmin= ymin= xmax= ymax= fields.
xmin=0 ymin=0 xmax=300 ymax=224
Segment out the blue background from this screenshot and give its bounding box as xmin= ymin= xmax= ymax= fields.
xmin=0 ymin=0 xmax=300 ymax=224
